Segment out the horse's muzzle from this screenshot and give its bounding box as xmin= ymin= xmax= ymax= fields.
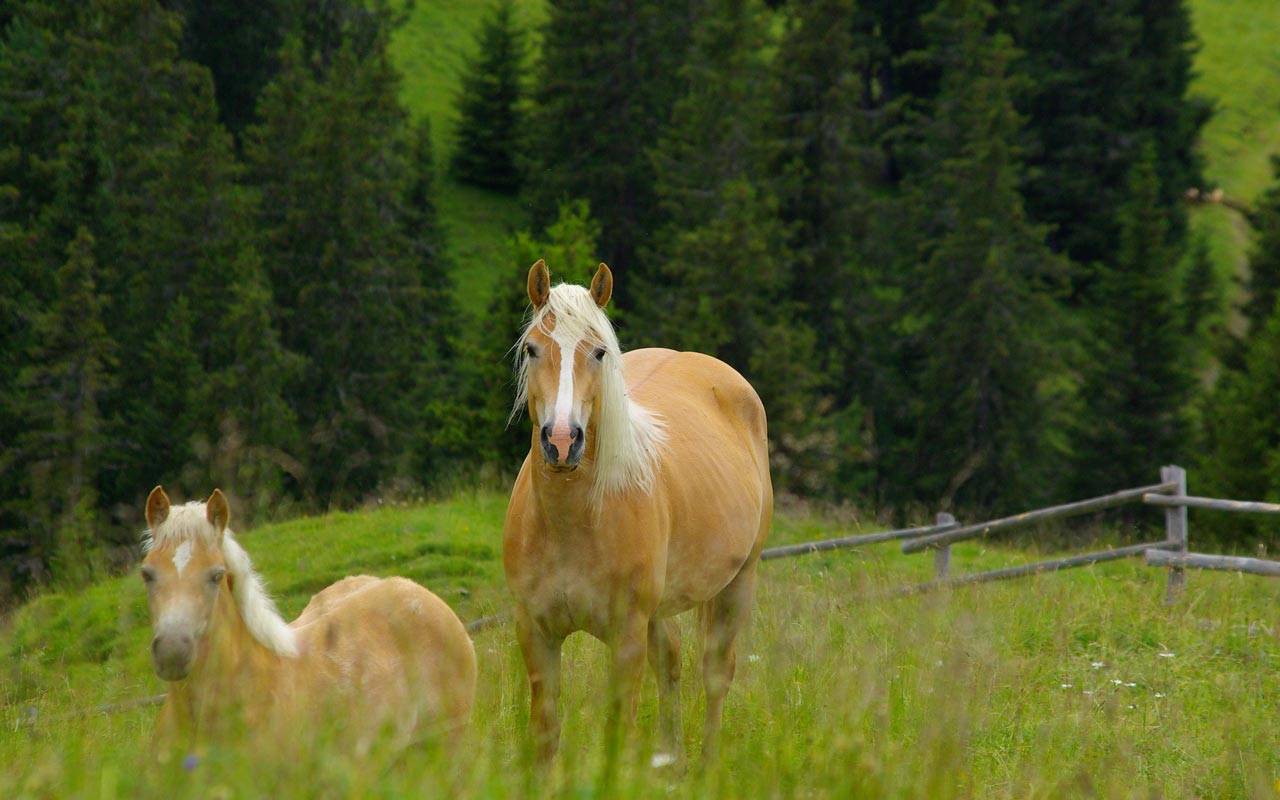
xmin=541 ymin=422 xmax=584 ymax=466
xmin=151 ymin=632 xmax=196 ymax=681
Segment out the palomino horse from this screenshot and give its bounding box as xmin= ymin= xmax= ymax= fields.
xmin=140 ymin=486 xmax=476 ymax=756
xmin=503 ymin=260 xmax=773 ymax=767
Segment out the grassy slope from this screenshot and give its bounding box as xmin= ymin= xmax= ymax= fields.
xmin=388 ymin=0 xmax=547 ymax=321
xmin=5 ymin=1 xmax=1280 ymax=796
xmin=1187 ymin=0 xmax=1280 ymax=293
xmin=4 ymin=497 xmax=1280 ymax=797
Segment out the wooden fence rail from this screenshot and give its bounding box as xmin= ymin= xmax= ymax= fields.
xmin=1144 ymin=549 xmax=1280 ymax=577
xmin=1142 ymin=494 xmax=1280 ymax=514
xmin=901 ymin=480 xmax=1180 ymax=554
xmin=759 ymin=519 xmax=958 ymax=561
xmin=896 ymin=540 xmax=1178 ymax=596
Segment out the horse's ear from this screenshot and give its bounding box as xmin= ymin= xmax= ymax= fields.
xmin=145 ymin=486 xmax=170 ymax=530
xmin=589 ymin=263 xmax=613 ymax=308
xmin=528 ymin=259 xmax=551 ymax=309
xmin=206 ymin=489 xmax=231 ymax=533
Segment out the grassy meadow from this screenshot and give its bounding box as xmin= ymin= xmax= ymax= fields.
xmin=4 ymin=493 xmax=1280 ymax=798
xmin=1187 ymin=0 xmax=1280 ymax=312
xmin=4 ymin=0 xmax=1280 ymax=796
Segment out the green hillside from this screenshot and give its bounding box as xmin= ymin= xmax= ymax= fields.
xmin=5 ymin=494 xmax=1280 ymax=796
xmin=389 ymin=0 xmax=547 ymax=320
xmin=1188 ymin=0 xmax=1280 ymax=293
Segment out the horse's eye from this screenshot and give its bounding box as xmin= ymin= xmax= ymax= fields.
xmin=524 ymin=343 xmax=539 ymax=359
xmin=208 ymin=568 xmax=226 ymax=586
xmin=140 ymin=566 xmax=156 ymax=584
xmin=592 ymin=347 xmax=606 ymax=362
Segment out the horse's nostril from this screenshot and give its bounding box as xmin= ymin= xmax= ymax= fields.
xmin=570 ymin=424 xmax=582 ymax=442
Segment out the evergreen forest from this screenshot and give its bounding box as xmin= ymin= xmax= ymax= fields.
xmin=2 ymin=0 xmax=1278 ymax=605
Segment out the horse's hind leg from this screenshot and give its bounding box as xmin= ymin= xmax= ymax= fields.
xmin=647 ymin=616 xmax=686 ymax=770
xmin=700 ymin=562 xmax=758 ymax=762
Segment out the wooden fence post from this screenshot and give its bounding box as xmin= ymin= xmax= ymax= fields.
xmin=934 ymin=512 xmax=956 ymax=579
xmin=1161 ymin=465 xmax=1188 ymax=604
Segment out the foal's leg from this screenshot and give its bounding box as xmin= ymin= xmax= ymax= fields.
xmin=647 ymin=616 xmax=685 ymax=770
xmin=516 ymin=607 xmax=564 ymax=763
xmin=701 ymin=563 xmax=758 ymax=762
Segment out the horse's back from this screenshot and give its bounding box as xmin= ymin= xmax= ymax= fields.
xmin=624 ymin=348 xmax=768 ymax=448
xmin=294 ymin=575 xmax=476 ymax=739
xmin=624 ymin=348 xmax=770 ymax=487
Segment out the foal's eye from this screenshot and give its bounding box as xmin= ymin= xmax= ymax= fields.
xmin=592 ymin=347 xmax=606 ymax=362
xmin=208 ymin=568 xmax=226 ymax=586
xmin=140 ymin=566 xmax=156 ymax=584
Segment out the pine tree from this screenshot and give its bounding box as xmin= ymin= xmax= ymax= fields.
xmin=1072 ymin=142 xmax=1195 ymax=497
xmin=1195 ymin=299 xmax=1280 ymax=543
xmin=523 ymin=0 xmax=694 ymax=302
xmin=244 ymin=24 xmax=431 ymax=505
xmin=634 ymin=0 xmax=834 ymax=493
xmin=889 ymin=0 xmax=1070 ymax=513
xmin=773 ymin=0 xmax=879 ymax=362
xmin=450 ymin=0 xmax=526 ymax=192
xmin=161 ymin=0 xmax=287 ymax=135
xmin=639 ymin=0 xmax=788 ymax=362
xmin=0 ymin=0 xmax=266 ymax=580
xmin=3 ymin=228 xmax=115 ymax=585
xmin=1241 ymin=156 xmax=1280 ymax=336
xmin=1013 ymin=0 xmax=1207 ymax=293
xmin=1180 ymin=233 xmax=1225 ymax=367
xmin=772 ymin=0 xmax=896 ymax=498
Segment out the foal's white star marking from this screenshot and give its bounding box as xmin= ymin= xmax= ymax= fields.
xmin=172 ymin=540 xmax=193 ymax=577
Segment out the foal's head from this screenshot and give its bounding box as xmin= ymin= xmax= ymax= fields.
xmin=516 ymin=259 xmax=617 ymax=471
xmin=140 ymin=487 xmax=235 ymax=680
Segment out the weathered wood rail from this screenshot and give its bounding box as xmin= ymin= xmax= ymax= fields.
xmin=762 ymin=464 xmax=1280 ymax=602
xmin=759 ymin=519 xmax=959 ymax=561
xmin=1144 ymin=549 xmax=1280 ymax=577
xmin=900 ymin=480 xmax=1180 ymax=554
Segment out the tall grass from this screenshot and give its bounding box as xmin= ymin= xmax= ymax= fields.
xmin=4 ymin=495 xmax=1279 ymax=797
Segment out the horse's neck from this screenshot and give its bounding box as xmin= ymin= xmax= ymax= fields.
xmin=172 ymin=587 xmax=287 ymax=724
xmin=531 ymin=463 xmax=600 ymax=535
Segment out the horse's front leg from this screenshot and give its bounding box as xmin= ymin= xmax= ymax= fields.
xmin=606 ymin=610 xmax=650 ymax=744
xmin=516 ymin=606 xmax=564 ymax=764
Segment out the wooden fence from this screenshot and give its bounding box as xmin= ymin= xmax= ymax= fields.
xmin=761 ymin=464 xmax=1280 ymax=602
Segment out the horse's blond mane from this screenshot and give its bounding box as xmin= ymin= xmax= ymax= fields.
xmin=143 ymin=501 xmax=298 ymax=658
xmin=513 ymin=283 xmax=668 ymax=506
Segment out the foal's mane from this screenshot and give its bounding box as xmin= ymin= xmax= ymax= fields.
xmin=513 ymin=283 xmax=668 ymax=506
xmin=143 ymin=501 xmax=298 ymax=657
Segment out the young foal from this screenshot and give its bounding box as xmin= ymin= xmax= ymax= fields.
xmin=503 ymin=261 xmax=773 ymax=767
xmin=140 ymin=486 xmax=476 ymax=756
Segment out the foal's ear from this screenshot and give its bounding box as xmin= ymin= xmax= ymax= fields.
xmin=206 ymin=489 xmax=231 ymax=533
xmin=589 ymin=263 xmax=613 ymax=308
xmin=145 ymin=486 xmax=170 ymax=530
xmin=528 ymin=259 xmax=551 ymax=309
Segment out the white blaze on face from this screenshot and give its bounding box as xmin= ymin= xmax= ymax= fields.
xmin=551 ymin=328 xmax=581 ymax=432
xmin=171 ymin=540 xmax=193 ymax=577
